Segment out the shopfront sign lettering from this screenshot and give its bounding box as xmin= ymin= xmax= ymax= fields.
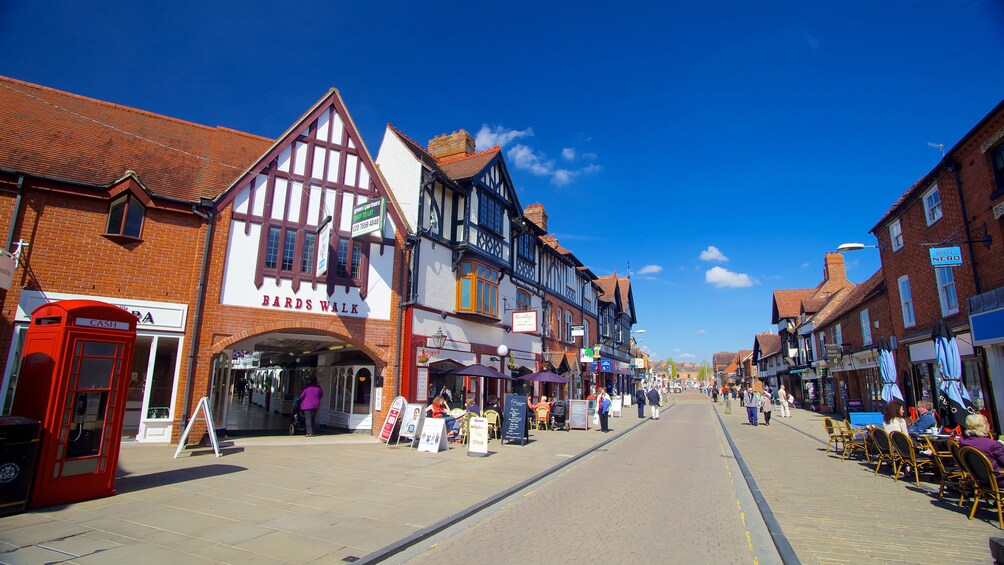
xmin=118 ymin=306 xmax=155 ymax=325
xmin=261 ymin=295 xmax=360 ymax=314
xmin=75 ymin=317 xmax=131 ymax=331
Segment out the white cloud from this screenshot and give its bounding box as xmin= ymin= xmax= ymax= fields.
xmin=700 ymin=246 xmax=728 ymax=262
xmin=637 ymin=265 xmax=663 ymax=275
xmin=705 ymin=266 xmax=754 ymax=288
xmin=508 ymin=144 xmax=600 ymax=186
xmin=474 ymin=125 xmax=533 ymax=149
xmin=696 ymin=329 xmax=706 ymax=334
xmin=680 ymin=353 xmax=696 ymax=359
xmin=561 ymin=148 xmax=576 ymax=160
xmin=801 ymin=262 xmax=811 ymax=268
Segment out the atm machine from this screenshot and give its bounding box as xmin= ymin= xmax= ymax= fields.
xmin=11 ymin=300 xmax=137 ymax=508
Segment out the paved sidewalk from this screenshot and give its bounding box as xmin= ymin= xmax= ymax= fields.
xmin=0 ymin=411 xmax=647 ymax=564
xmin=714 ymin=398 xmax=999 ymax=564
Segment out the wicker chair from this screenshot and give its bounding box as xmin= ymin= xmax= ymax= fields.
xmin=823 ymin=417 xmax=844 ymax=455
xmin=950 ymin=440 xmax=976 ymax=505
xmin=841 ymin=420 xmax=871 ymax=462
xmin=924 ymin=436 xmax=966 ymax=500
xmin=869 ymin=427 xmax=897 ymax=477
xmin=535 ymin=406 xmax=551 ymax=431
xmin=484 ymin=410 xmax=501 ymax=440
xmin=960 ymin=446 xmax=1004 ymax=529
xmin=889 ymin=431 xmax=932 ymax=486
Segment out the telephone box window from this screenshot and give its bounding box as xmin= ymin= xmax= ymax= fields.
xmin=106 ymin=194 xmax=145 ymax=238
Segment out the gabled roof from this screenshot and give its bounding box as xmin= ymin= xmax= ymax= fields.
xmin=754 ymin=333 xmax=782 ymax=358
xmin=739 ymin=349 xmax=753 ymax=362
xmin=438 ymin=147 xmax=501 ymax=181
xmin=800 ymin=298 xmax=828 ymax=315
xmin=0 ymin=75 xmax=271 ymax=203
xmin=712 ymin=351 xmax=735 ymax=369
xmin=384 ymin=124 xmax=461 ymax=191
xmin=813 ymin=270 xmax=885 ymax=330
xmin=772 ymin=289 xmax=816 ymax=323
xmin=595 ymin=275 xmax=636 ymax=322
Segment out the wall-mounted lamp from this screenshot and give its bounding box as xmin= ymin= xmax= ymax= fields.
xmin=503 ymin=324 xmax=512 ymax=333
xmin=430 ymin=328 xmax=448 ymax=349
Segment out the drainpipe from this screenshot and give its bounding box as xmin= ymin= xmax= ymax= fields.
xmin=5 ymin=175 xmax=25 ymax=251
xmin=181 ymin=200 xmax=215 ymax=428
xmin=945 ymin=158 xmax=981 ymax=294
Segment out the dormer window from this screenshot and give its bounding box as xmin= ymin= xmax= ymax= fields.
xmin=106 ymin=194 xmax=144 ymax=239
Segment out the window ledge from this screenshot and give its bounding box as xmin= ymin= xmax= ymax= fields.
xmin=102 ymin=233 xmax=143 ymax=244
xmin=990 ymin=188 xmax=1004 ymax=201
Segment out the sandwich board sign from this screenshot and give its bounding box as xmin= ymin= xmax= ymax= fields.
xmin=417 ymin=417 xmax=449 ymax=453
xmin=396 ymin=403 xmax=425 ymax=447
xmin=468 ymin=417 xmax=489 ymax=457
xmin=378 ymin=396 xmax=406 ymax=444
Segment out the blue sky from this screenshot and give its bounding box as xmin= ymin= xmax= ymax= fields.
xmin=2 ymin=1 xmax=1003 ymax=364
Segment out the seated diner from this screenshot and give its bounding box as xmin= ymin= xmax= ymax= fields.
xmin=907 ymin=400 xmax=937 ymax=434
xmin=883 ymin=400 xmax=909 ymax=436
xmin=426 ymin=396 xmax=459 ymax=434
xmin=959 ymin=413 xmax=1004 ymax=475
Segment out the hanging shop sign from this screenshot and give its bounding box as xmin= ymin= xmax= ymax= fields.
xmin=351 ymin=198 xmax=385 ymax=239
xmin=580 ymin=348 xmax=594 ymax=363
xmin=570 ymin=324 xmax=584 ymax=337
xmin=929 ymin=246 xmax=962 ymax=267
xmin=512 ymin=310 xmax=538 ymax=333
xmin=316 ymin=220 xmax=332 ymax=277
xmin=0 ymin=250 xmax=15 ymax=290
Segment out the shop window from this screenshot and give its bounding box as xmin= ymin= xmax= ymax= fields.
xmin=860 ymin=309 xmax=872 ymax=346
xmin=456 ymin=260 xmax=499 ymax=318
xmin=106 ymin=194 xmax=145 ymax=239
xmin=898 ymin=275 xmax=916 ymax=328
xmin=936 ymin=267 xmax=959 ymax=316
xmin=923 ymin=185 xmax=942 ymax=226
xmin=889 ymin=219 xmax=903 ymax=251
xmin=991 ymin=143 xmax=1004 ymax=198
xmin=478 ymin=193 xmax=504 ymax=235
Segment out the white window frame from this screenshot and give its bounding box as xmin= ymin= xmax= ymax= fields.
xmin=860 ymin=309 xmax=872 ymax=346
xmin=898 ymin=275 xmax=916 ymax=328
xmin=834 ymin=324 xmax=843 ymax=348
xmin=923 ymin=185 xmax=942 ymax=226
xmin=889 ymin=219 xmax=903 ymax=251
xmin=936 ymin=267 xmax=959 ymax=316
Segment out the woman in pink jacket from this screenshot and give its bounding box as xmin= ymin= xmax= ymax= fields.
xmin=298 ymin=377 xmax=324 ymax=437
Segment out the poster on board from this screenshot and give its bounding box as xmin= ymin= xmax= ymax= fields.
xmin=417 ymin=417 xmax=449 ymax=453
xmin=397 ymin=403 xmax=425 ymax=446
xmin=378 ymin=396 xmax=406 ymax=444
xmin=468 ymin=417 xmax=489 ymax=457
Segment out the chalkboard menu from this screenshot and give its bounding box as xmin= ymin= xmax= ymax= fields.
xmin=569 ymin=400 xmax=589 ymax=430
xmin=502 ymin=394 xmax=528 ymax=445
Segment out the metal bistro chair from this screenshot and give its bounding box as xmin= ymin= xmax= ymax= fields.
xmin=960 ymin=446 xmax=1004 ymax=529
xmin=823 ymin=417 xmax=844 ymax=455
xmin=841 ymin=420 xmax=871 ymax=462
xmin=889 ymin=431 xmax=932 ymax=486
xmin=923 ymin=436 xmax=966 ymax=500
xmin=484 ymin=410 xmax=501 ymax=440
xmin=535 ymin=406 xmax=551 ymax=431
xmin=869 ymin=427 xmax=897 ymax=477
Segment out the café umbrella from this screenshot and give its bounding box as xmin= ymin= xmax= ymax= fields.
xmin=877 ymin=337 xmax=904 ymax=403
xmin=447 ymin=363 xmax=512 ymax=409
xmin=518 ymin=370 xmax=571 ymax=383
xmin=932 ymin=319 xmax=973 ymax=428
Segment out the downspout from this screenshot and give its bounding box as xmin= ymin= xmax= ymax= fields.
xmin=5 ymin=175 xmax=25 ymax=251
xmin=945 ymin=158 xmax=981 ymax=294
xmin=182 ymin=201 xmax=215 ymax=428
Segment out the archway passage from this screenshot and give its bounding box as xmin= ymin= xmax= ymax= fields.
xmin=211 ymin=330 xmax=381 ymax=435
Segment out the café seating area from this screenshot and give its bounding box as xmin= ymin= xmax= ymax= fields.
xmin=824 ymin=415 xmax=1004 ymax=529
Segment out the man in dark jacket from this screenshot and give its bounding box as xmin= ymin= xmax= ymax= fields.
xmin=646 ymin=387 xmax=661 ymax=420
xmin=634 ymin=387 xmax=647 ymax=418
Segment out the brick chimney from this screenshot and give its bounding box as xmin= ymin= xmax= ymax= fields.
xmin=427 ymin=130 xmax=475 ymax=161
xmin=524 ymin=203 xmax=548 ymax=232
xmin=822 ymin=252 xmax=847 ymax=284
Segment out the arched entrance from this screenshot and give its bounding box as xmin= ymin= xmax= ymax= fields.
xmin=209 ymin=329 xmax=384 ymax=435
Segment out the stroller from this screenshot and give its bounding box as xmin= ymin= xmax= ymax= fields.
xmin=289 ymin=396 xmax=306 ymax=435
xmin=551 ymin=400 xmax=569 ymax=431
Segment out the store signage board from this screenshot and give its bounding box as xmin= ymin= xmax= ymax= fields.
xmin=173 ymin=397 xmax=220 ymax=458
xmin=994 ymin=200 xmax=1004 ymax=221
xmin=610 ymin=395 xmax=622 ymax=417
xmin=417 ymin=417 xmax=448 ymax=453
xmin=569 ymin=400 xmax=589 ymax=430
xmin=570 ymin=324 xmax=584 ymax=337
xmin=467 ymin=417 xmax=489 ymax=457
xmin=0 ymin=250 xmax=15 ymax=290
xmin=351 ymin=198 xmax=385 ymax=239
xmin=502 ymin=394 xmax=528 ymax=445
xmin=378 ymin=396 xmax=406 ymax=443
xmin=316 ymin=222 xmax=331 ymax=277
xmin=929 ymin=246 xmax=962 ymax=267
xmin=579 ymin=348 xmax=594 ymax=363
xmin=512 ymin=310 xmax=538 ymax=333
xmin=396 ymin=403 xmax=425 ymax=447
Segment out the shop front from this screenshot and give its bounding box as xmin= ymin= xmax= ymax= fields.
xmin=3 ymin=291 xmax=187 ymax=443
xmin=970 ymin=289 xmax=1004 ymax=433
xmin=908 ymin=331 xmax=988 ymax=422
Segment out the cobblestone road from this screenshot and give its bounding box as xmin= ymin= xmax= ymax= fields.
xmin=391 ymin=395 xmax=782 ymax=564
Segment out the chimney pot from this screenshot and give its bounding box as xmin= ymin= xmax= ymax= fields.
xmin=428 ymin=129 xmax=476 ymax=160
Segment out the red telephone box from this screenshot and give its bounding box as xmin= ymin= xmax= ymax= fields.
xmin=11 ymin=300 xmax=136 ymax=508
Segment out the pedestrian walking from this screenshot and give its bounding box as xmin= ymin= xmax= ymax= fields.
xmin=646 ymin=386 xmax=661 ymax=420
xmin=298 ymin=376 xmax=324 ymax=437
xmin=778 ymin=384 xmax=791 ymax=417
xmin=712 ymin=387 xmax=719 ymax=403
xmin=634 ymin=387 xmax=646 ymax=418
xmin=759 ymin=391 xmax=773 ymax=426
xmin=744 ymin=388 xmax=758 ymax=426
xmin=598 ymin=391 xmax=611 ymax=432
xmin=739 ymin=387 xmax=746 ymax=407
